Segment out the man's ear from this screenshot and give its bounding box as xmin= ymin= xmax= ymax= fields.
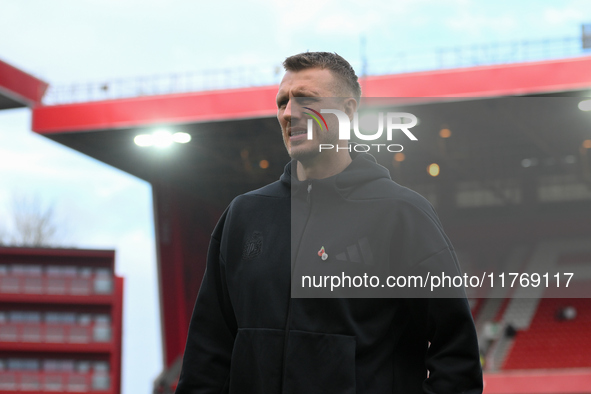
xmin=343 ymin=97 xmax=358 ymax=121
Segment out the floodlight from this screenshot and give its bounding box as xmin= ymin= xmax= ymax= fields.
xmin=172 ymin=132 xmax=191 ymax=143
xmin=578 ymin=99 xmax=591 ymax=111
xmin=134 ymin=134 xmax=154 ymax=147
xmin=153 ymin=130 xmax=173 ymax=147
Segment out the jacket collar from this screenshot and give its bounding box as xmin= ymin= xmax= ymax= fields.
xmin=280 ymin=150 xmax=391 ymax=197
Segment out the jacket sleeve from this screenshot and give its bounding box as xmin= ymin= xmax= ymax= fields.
xmin=423 ymin=296 xmax=483 ymax=394
xmin=396 ymin=198 xmax=483 ymax=394
xmin=408 ymin=249 xmax=483 ymax=394
xmin=175 ymin=209 xmax=238 ymax=394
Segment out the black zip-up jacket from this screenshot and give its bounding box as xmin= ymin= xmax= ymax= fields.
xmin=176 ymin=152 xmax=483 ymax=393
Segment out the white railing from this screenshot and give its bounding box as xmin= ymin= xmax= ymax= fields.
xmin=42 ymin=36 xmax=590 ymax=105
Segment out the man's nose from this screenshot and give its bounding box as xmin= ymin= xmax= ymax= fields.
xmin=283 ymin=99 xmax=292 ymax=122
xmin=284 ymin=100 xmax=303 ymax=124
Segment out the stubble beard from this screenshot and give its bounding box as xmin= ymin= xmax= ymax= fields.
xmin=286 ymin=125 xmax=339 ymax=164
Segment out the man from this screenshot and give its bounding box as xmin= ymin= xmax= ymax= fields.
xmin=176 ymin=52 xmax=483 ymax=393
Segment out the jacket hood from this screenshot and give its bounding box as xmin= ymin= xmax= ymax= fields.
xmin=279 ymin=150 xmax=392 ymax=197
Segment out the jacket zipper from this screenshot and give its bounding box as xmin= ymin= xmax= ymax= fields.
xmin=280 ymin=182 xmax=313 ymax=393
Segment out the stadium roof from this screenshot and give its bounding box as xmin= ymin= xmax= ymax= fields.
xmin=32 ymin=55 xmax=591 ymax=134
xmin=0 ymin=58 xmax=48 ymax=110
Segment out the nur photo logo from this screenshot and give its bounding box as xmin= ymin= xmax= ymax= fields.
xmin=305 ymin=108 xmax=419 ymax=153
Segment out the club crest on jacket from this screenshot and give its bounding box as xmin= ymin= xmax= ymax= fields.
xmin=242 ymin=231 xmax=263 ymax=260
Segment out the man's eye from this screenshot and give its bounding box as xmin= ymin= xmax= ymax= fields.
xmin=298 ymin=97 xmax=315 ymax=104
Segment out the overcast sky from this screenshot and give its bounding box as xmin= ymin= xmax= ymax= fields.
xmin=1 ymin=1 xmax=590 ymax=393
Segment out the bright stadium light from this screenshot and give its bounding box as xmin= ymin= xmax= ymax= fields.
xmin=427 ymin=163 xmax=440 ymax=177
xmin=172 ymin=132 xmax=191 ymax=143
xmin=135 ymin=130 xmax=191 ymax=148
xmin=578 ymin=99 xmax=591 ymax=111
xmin=259 ymin=159 xmax=269 ymax=169
xmin=134 ymin=134 xmax=154 ymax=147
xmin=153 ymin=130 xmax=173 ymax=148
xmin=439 ymin=128 xmax=451 ymax=138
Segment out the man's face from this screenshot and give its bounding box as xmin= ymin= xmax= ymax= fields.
xmin=276 ymin=68 xmax=344 ymax=161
